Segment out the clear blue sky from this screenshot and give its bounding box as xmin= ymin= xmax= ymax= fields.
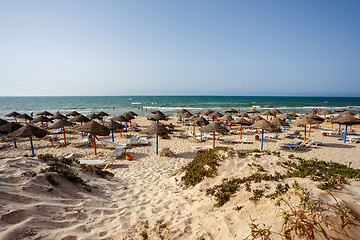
xmin=1 ymin=0 xmax=359 ymax=97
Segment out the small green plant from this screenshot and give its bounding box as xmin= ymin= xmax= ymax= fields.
xmin=249 ymin=189 xmax=265 ymax=202
xmin=40 ymin=159 xmax=85 ymax=184
xmin=23 ymin=170 xmax=37 ymax=177
xmin=266 ymin=183 xmax=290 ymax=200
xmin=46 ymin=174 xmax=60 ymax=186
xmin=288 ymin=154 xmax=295 ymax=159
xmin=80 ymin=164 xmax=114 ymax=178
xmin=234 ymin=205 xmax=243 ymax=212
xmin=244 ymin=215 xmax=272 ymax=240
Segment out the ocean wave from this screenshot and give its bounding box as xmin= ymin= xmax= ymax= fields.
xmin=131 ymin=102 xmax=142 ymax=105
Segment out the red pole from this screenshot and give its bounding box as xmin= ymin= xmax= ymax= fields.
xmin=213 ymin=132 xmax=215 ymax=149
xmin=41 ymin=122 xmax=44 ymax=129
xmin=304 ymin=125 xmax=307 ymax=142
xmin=193 ymin=124 xmax=195 ymax=136
xmin=93 ymin=134 xmax=97 ymax=155
xmin=15 ymin=118 xmax=17 ymax=123
xmin=120 ymin=128 xmax=122 ymax=137
xmin=308 ymin=124 xmax=312 ymax=137
xmin=240 ymin=125 xmax=243 ymax=139
xmin=63 ymin=127 xmax=67 ymax=146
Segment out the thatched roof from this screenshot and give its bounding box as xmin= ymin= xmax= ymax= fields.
xmin=111 ymin=115 xmax=129 ymax=122
xmin=237 ymin=112 xmax=249 ymax=118
xmin=97 ymin=111 xmax=109 ymax=117
xmin=270 ymin=117 xmax=289 ymax=126
xmin=76 ymin=120 xmax=110 ymax=136
xmin=294 ymin=117 xmax=322 ymax=126
xmin=247 ymin=108 xmax=260 ymax=113
xmin=278 ymin=113 xmax=296 ymax=120
xmin=123 ymin=113 xmax=135 ymax=120
xmin=48 ymin=119 xmax=74 ymax=129
xmin=66 ymin=111 xmax=80 ymax=117
xmin=233 ymin=117 xmax=251 ymax=125
xmin=270 ymin=109 xmax=282 ymax=114
xmin=5 ymin=111 xmax=20 ymax=117
xmin=209 ymin=111 xmax=223 ymax=118
xmin=225 ymin=108 xmax=238 ymax=113
xmin=202 ymin=109 xmax=214 ymax=116
xmin=71 ymin=114 xmax=91 ymax=123
xmin=335 ymin=108 xmax=347 ymax=112
xmin=219 ymin=115 xmax=233 ymax=122
xmin=250 ymin=120 xmax=281 ymax=132
xmin=144 ymin=123 xmax=170 ymax=136
xmin=199 ymin=122 xmax=229 ymax=134
xmin=319 ymin=109 xmax=331 ymax=115
xmin=261 ymin=110 xmax=274 ymax=116
xmin=332 ymin=115 xmax=360 ymax=125
xmin=147 ymin=113 xmax=167 ymax=121
xmin=0 ymin=122 xmax=22 ymax=134
xmin=105 ymin=120 xmax=124 ymax=130
xmin=180 ymin=112 xmax=193 ymax=118
xmin=7 ymin=125 xmax=48 ymax=138
xmin=87 ymin=113 xmax=101 ymax=120
xmin=126 ymin=111 xmax=138 ymax=117
xmin=37 ymin=111 xmax=53 ymax=116
xmin=151 ymin=110 xmax=164 ymax=115
xmin=17 ymin=114 xmax=33 ymax=120
xmin=51 ymin=113 xmax=69 ymax=120
xmin=252 ymin=114 xmax=264 ymax=121
xmin=304 ymin=113 xmax=324 ymax=123
xmin=176 ymin=109 xmax=189 ymax=114
xmin=339 ymin=110 xmax=355 ymax=116
xmin=32 ymin=116 xmax=52 ymax=123
xmin=0 ymin=118 xmax=8 ymax=126
xmin=188 ymin=116 xmax=209 ymax=126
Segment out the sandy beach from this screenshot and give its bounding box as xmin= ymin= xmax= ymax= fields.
xmin=1 ymin=115 xmax=360 ymax=239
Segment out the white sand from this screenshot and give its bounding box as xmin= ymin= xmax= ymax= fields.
xmin=1 ymin=116 xmax=360 ymax=239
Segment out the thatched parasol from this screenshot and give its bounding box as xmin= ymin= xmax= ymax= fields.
xmin=17 ymin=114 xmax=33 ymax=124
xmin=72 ymin=114 xmax=91 ymax=123
xmin=202 ymin=109 xmax=214 ymax=116
xmin=32 ymin=116 xmax=52 ymax=129
xmin=66 ymin=111 xmax=80 ymax=117
xmin=76 ymin=120 xmax=110 ymax=155
xmin=188 ymin=116 xmax=209 ymax=136
xmin=6 ymin=111 xmax=21 ymax=123
xmin=225 ymin=108 xmax=237 ymax=116
xmin=250 ymin=120 xmax=281 ymax=150
xmin=7 ymin=125 xmax=48 ymax=154
xmin=332 ymin=115 xmax=360 ymax=143
xmin=233 ymin=117 xmax=251 ymax=139
xmin=270 ymin=109 xmax=282 ymax=117
xmin=180 ymin=111 xmax=193 ymax=126
xmin=294 ymin=117 xmax=322 ymax=142
xmin=151 ymin=110 xmax=164 ymax=115
xmin=87 ymin=113 xmax=101 ymax=120
xmin=0 ymin=122 xmax=22 ymax=147
xmin=209 ymin=111 xmax=223 ymax=119
xmin=105 ymin=120 xmax=125 ymax=142
xmin=145 ymin=123 xmax=170 ymax=154
xmin=247 ymin=108 xmax=260 ymax=114
xmin=51 ymin=113 xmax=69 ymax=120
xmin=147 ymin=113 xmax=167 ymax=122
xmin=98 ymin=111 xmax=109 ymax=117
xmin=37 ymin=111 xmax=53 ymax=116
xmin=252 ymin=114 xmax=264 ymax=121
xmin=319 ymin=109 xmax=331 ymax=115
xmin=200 ymin=122 xmax=229 ymax=149
xmin=126 ymin=111 xmax=138 ymax=117
xmin=261 ymin=110 xmax=274 ymax=120
xmin=0 ymin=118 xmax=8 ymax=126
xmin=304 ymin=113 xmax=324 ymax=137
xmin=48 ymin=119 xmax=74 ymax=146
xmin=335 ymin=108 xmax=347 ymax=112
xmin=176 ymin=109 xmax=189 ymax=114
xmin=339 ymin=110 xmax=355 ymax=116
xmin=111 ymin=115 xmax=129 ymax=123
xmin=278 ymin=113 xmax=296 ymax=121
xmin=237 ymin=112 xmax=249 ymax=118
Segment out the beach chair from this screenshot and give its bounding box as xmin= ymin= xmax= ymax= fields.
xmin=73 ymin=138 xmax=89 ymax=147
xmin=285 ymin=130 xmax=301 ymax=139
xmin=264 ymin=133 xmax=277 ymax=139
xmin=0 ymin=143 xmax=10 ymax=149
xmin=99 ymin=140 xmax=127 ymax=149
xmin=139 ymin=137 xmax=149 ymax=145
xmin=348 ymin=137 xmax=360 ymax=143
xmin=222 ymin=138 xmax=248 ymax=144
xmin=79 ymin=159 xmax=107 ymax=166
xmin=110 ymin=147 xmax=126 ymax=158
xmin=159 ymin=147 xmax=174 ymax=157
xmin=129 ymin=136 xmax=139 ymax=145
xmin=277 ymin=141 xmax=303 ymax=151
xmin=192 ymin=146 xmax=209 ymax=152
xmin=51 ymin=139 xmax=66 ymax=147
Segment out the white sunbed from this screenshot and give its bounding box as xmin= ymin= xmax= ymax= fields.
xmin=348 ymin=137 xmax=360 ymax=143
xmin=139 ymin=137 xmax=149 ymax=145
xmin=264 ymin=134 xmax=278 ymax=139
xmin=79 ymin=159 xmax=107 ymax=165
xmin=130 ymin=136 xmax=139 ymax=145
xmin=0 ymin=143 xmax=10 ymax=149
xmin=73 ymin=138 xmax=89 ymax=147
xmin=99 ymin=140 xmax=127 ymax=148
xmin=110 ymin=147 xmax=126 ymax=158
xmin=222 ymin=138 xmax=248 ymax=144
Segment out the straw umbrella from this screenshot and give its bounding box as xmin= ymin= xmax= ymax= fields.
xmin=71 ymin=114 xmax=91 ymax=137
xmin=202 ymin=109 xmax=214 ymax=116
xmin=219 ymin=115 xmax=233 ymax=129
xmin=339 ymin=110 xmax=355 ymax=116
xmin=335 ymin=108 xmax=347 ymax=112
xmin=48 ymin=119 xmax=74 ymax=146
xmin=32 ymin=115 xmax=52 ymax=129
xmin=98 ymin=111 xmax=109 ymax=124
xmin=0 ymin=122 xmax=22 ymax=147
xmin=180 ymin=111 xmax=193 ymax=126
xmin=144 ymin=123 xmax=170 ymax=154
xmin=7 ymin=125 xmax=48 ymax=155
xmin=270 ymin=109 xmax=282 ymax=118
xmin=261 ymin=110 xmax=274 ymax=120
xmin=188 ymin=116 xmax=209 ymax=137
xmin=247 ymin=108 xmax=260 ymax=115
xmin=332 ymin=115 xmax=360 ymax=143
xmin=294 ymin=117 xmax=322 ymax=142
xmin=0 ymin=118 xmax=8 ymax=126
xmin=252 ymin=114 xmax=264 ymax=122
xmin=37 ymin=111 xmax=53 ymax=116
xmin=66 ymin=111 xmax=80 ymax=117
xmin=76 ymin=120 xmax=110 ymax=155
xmin=250 ymin=120 xmax=281 ymax=150
xmin=105 ymin=120 xmax=124 ymax=142
xmin=123 ymin=113 xmax=135 ymax=128
xmin=278 ymin=113 xmax=296 ymax=124
xmin=318 ymin=109 xmax=331 ymax=119
xmin=17 ymin=114 xmax=33 ymax=125
xmin=225 ymin=108 xmax=237 ymax=116
xmin=151 ymin=110 xmax=164 ymax=115
xmin=51 ymin=113 xmax=69 ymax=120
xmin=209 ymin=111 xmax=223 ymax=122
xmin=304 ymin=113 xmax=324 ymax=136
xmin=199 ymin=122 xmax=229 ymax=149
xmin=238 ymin=112 xmax=250 ymax=118
xmin=126 ymin=111 xmax=138 ymax=117
xmin=233 ymin=117 xmax=251 ymax=140
xmin=176 ymin=109 xmax=189 ymax=115
xmin=270 ymin=117 xmax=289 ymax=134
xmin=111 ymin=115 xmax=130 ymax=136
xmin=5 ymin=111 xmax=20 ymax=123
xmin=147 ymin=112 xmax=167 ymax=122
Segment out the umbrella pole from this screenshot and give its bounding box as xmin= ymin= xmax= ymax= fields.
xmin=344 ymin=123 xmax=348 ymax=143
xmin=339 ymin=124 xmax=341 ymax=133
xmin=308 ymin=124 xmax=311 ymax=137
xmin=15 ymin=118 xmax=17 ymax=123
xmin=93 ymin=134 xmax=97 ymax=155
xmin=213 ymin=132 xmax=215 ymax=149
xmin=260 ymin=129 xmax=264 ymax=150
xmin=111 ymin=130 xmax=114 ymax=142
xmin=193 ymin=124 xmax=195 ymax=136
xmin=120 ymin=128 xmax=123 ymax=137
xmin=81 ymin=122 xmax=83 ymax=137
xmin=63 ymin=127 xmax=67 ymax=146
xmin=304 ymin=125 xmax=307 ymax=142
xmin=240 ymin=125 xmax=243 ymax=139
xmin=42 ymin=122 xmax=44 ymax=129
xmin=29 ymin=136 xmax=34 ymax=155
xmin=156 ymin=133 xmax=159 ymax=154
xmin=13 ymin=139 xmax=17 ymax=148
xmin=125 ymin=122 xmax=128 ymax=131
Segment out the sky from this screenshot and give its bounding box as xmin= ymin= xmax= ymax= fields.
xmin=1 ymin=0 xmax=360 ymax=97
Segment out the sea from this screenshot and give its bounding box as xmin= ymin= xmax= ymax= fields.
xmin=1 ymin=96 xmax=360 ymax=118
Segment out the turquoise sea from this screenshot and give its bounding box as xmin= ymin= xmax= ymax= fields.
xmin=1 ymin=96 xmax=360 ymax=118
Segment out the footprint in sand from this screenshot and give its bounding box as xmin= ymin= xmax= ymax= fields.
xmin=1 ymin=209 xmax=29 ymax=224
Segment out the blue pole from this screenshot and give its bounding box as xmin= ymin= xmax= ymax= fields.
xmin=0 ymin=133 xmax=2 ymax=137
xmin=261 ymin=129 xmax=264 ymax=150
xmin=156 ymin=133 xmax=159 ymax=154
xmin=81 ymin=122 xmax=83 ymax=137
xmin=13 ymin=139 xmax=17 ymax=148
xmin=289 ymin=119 xmax=292 ymax=124
xmin=125 ymin=122 xmax=128 ymax=131
xmin=29 ymin=136 xmax=34 ymax=155
xmin=283 ymin=125 xmax=286 ymax=131
xmin=111 ymin=130 xmax=114 ymax=142
xmin=338 ymin=124 xmax=341 ymax=132
xmin=344 ymin=123 xmax=348 ymax=143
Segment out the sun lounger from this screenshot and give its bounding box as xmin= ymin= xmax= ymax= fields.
xmin=222 ymin=138 xmax=248 ymax=144
xmin=348 ymin=137 xmax=360 ymax=143
xmin=79 ymin=159 xmax=107 ymax=165
xmin=285 ymin=130 xmax=301 ymax=138
xmin=0 ymin=143 xmax=10 ymax=149
xmin=110 ymin=147 xmax=126 ymax=158
xmin=159 ymin=147 xmax=174 ymax=157
xmin=321 ymin=130 xmax=338 ymax=135
xmin=277 ymin=142 xmax=303 ymax=151
xmin=129 ymin=136 xmax=138 ymax=145
xmin=99 ymin=140 xmax=127 ymax=149
xmin=51 ymin=139 xmax=65 ymax=147
xmin=73 ymin=138 xmax=89 ymax=147
xmin=264 ymin=134 xmax=277 ymax=139
xmin=138 ymin=137 xmax=149 ymax=145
